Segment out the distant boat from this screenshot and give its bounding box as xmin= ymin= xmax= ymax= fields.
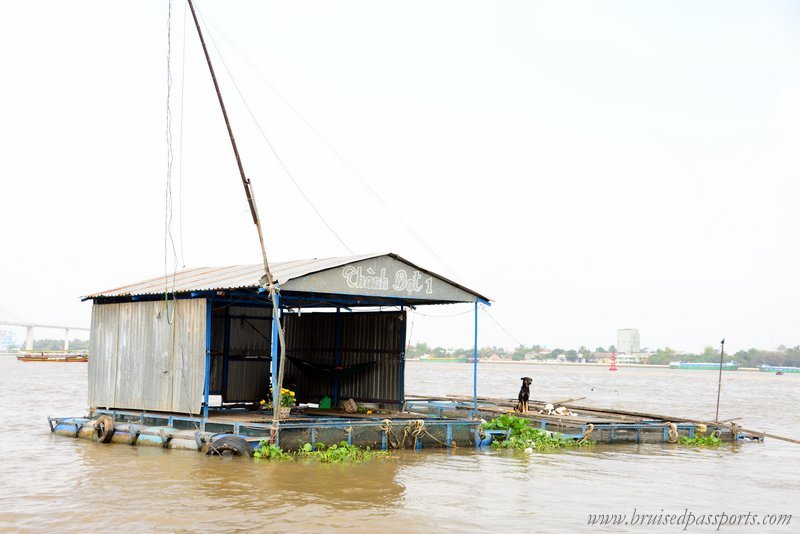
xmin=669 ymin=361 xmax=739 ymax=371
xmin=758 ymin=365 xmax=800 ymax=374
xmin=16 ymin=351 xmax=88 ymax=363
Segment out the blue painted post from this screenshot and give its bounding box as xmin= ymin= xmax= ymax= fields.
xmin=333 ymin=308 xmax=341 ymax=406
xmin=399 ymin=308 xmax=406 ymax=406
xmin=446 ymin=424 xmax=452 ymax=448
xmin=221 ymin=305 xmax=231 ymax=398
xmin=203 ymin=299 xmax=212 ymax=420
xmin=270 ymin=292 xmax=281 ymax=412
xmin=473 ymin=301 xmax=479 ymax=412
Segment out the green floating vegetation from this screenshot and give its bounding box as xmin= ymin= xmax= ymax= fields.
xmin=252 ymin=440 xmax=390 ymax=463
xmin=297 ymin=441 xmax=390 ymax=463
xmin=679 ymin=432 xmax=722 ymax=446
xmin=253 ymin=441 xmax=293 ymax=460
xmin=482 ymin=414 xmax=593 ymax=450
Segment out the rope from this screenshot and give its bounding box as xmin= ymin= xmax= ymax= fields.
xmin=579 ymin=423 xmax=594 ymax=444
xmin=666 ymin=422 xmax=679 ymax=443
xmin=205 ymin=20 xmax=458 ymax=278
xmin=176 ymin=0 xmax=187 ymax=268
xmin=163 ymin=0 xmax=178 ymax=325
xmin=401 ymin=419 xmax=446 ymax=448
xmin=479 ymin=305 xmax=620 ymax=393
xmin=729 ymin=422 xmax=740 ymax=439
xmin=196 ymin=8 xmax=353 ymax=255
xmin=380 ymin=419 xmax=399 ymax=449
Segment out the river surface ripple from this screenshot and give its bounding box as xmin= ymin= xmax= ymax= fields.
xmin=0 ymin=358 xmax=798 ymax=532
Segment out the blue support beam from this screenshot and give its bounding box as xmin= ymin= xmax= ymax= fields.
xmin=270 ymin=292 xmax=281 ymax=407
xmin=222 ymin=305 xmax=231 ymax=400
xmin=473 ymin=301 xmax=479 ymax=412
xmin=333 ymin=308 xmax=342 ymax=406
xmin=399 ymin=306 xmax=406 ymax=405
xmin=203 ymin=299 xmax=212 ymax=420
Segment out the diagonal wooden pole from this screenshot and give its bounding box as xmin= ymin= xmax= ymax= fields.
xmin=187 ymin=0 xmax=286 ymax=440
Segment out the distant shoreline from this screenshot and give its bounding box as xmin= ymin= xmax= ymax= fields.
xmin=406 ymin=359 xmax=760 ymax=371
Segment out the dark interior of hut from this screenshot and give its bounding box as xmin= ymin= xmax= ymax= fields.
xmin=209 ymin=299 xmax=407 ymax=413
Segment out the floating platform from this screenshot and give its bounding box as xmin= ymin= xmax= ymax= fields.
xmin=759 ymin=365 xmax=800 ymax=374
xmin=48 ymin=395 xmax=764 ymax=454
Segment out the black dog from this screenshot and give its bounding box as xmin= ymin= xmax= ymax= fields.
xmin=515 ymin=377 xmax=533 ymax=414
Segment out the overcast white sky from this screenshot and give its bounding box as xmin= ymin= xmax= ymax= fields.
xmin=1 ymin=1 xmax=798 ymax=353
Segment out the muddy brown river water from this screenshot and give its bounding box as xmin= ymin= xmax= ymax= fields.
xmin=1 ymin=357 xmax=798 ymax=532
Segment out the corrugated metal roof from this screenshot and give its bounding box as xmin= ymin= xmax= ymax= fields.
xmin=84 ymin=253 xmax=490 ymax=302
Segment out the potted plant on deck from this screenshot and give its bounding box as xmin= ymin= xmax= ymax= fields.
xmin=261 ymin=388 xmax=296 ymax=419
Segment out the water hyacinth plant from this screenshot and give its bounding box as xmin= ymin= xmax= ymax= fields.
xmin=679 ymin=432 xmax=722 ymax=446
xmin=253 ymin=441 xmax=293 ymax=460
xmin=297 ymin=441 xmax=390 ymax=463
xmin=481 ymin=414 xmax=593 ymax=450
xmin=251 ymin=440 xmax=390 ymax=463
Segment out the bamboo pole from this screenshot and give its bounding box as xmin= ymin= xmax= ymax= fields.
xmin=715 ymin=339 xmax=725 ymax=422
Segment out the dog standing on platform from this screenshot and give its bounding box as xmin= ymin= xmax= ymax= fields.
xmin=515 ymin=377 xmax=533 ymax=414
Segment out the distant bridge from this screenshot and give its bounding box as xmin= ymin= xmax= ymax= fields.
xmin=0 ymin=322 xmax=90 ymax=351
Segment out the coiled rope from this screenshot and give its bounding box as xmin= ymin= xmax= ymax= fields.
xmin=380 ymin=419 xmax=399 ymax=449
xmin=401 ymin=420 xmax=446 ymax=448
xmin=579 ymin=423 xmax=594 ymax=444
xmin=666 ymin=422 xmax=679 ymax=443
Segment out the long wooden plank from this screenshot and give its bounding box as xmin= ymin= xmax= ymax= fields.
xmin=413 ymin=394 xmax=645 ymax=422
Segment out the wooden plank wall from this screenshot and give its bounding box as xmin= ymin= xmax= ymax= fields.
xmin=88 ymin=299 xmax=206 ymax=414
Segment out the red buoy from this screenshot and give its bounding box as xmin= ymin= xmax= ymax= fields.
xmin=609 ymin=351 xmax=618 ymax=371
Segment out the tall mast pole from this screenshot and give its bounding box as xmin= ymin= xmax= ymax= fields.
xmin=186 ymin=0 xmax=286 ymax=439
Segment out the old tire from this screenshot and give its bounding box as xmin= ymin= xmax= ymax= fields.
xmin=95 ymin=415 xmax=115 ymax=443
xmin=205 ymin=435 xmax=253 ymax=457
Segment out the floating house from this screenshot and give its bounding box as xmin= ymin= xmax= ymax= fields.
xmin=82 ymin=253 xmax=489 ymax=420
xmin=50 ymin=253 xmax=754 ymax=451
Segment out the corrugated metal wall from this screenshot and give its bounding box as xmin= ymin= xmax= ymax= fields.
xmin=88 ymin=299 xmax=206 ymax=413
xmin=283 ymin=311 xmax=405 ymax=405
xmin=210 ymin=305 xmax=272 ymax=402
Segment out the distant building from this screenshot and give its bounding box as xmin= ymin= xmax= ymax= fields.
xmin=593 ymin=351 xmax=648 ymax=365
xmin=617 ymin=328 xmax=640 ymax=354
xmin=616 ymin=353 xmax=649 ymax=364
xmin=593 ymin=352 xmax=614 ymax=364
xmin=0 ymin=329 xmax=15 ymax=351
